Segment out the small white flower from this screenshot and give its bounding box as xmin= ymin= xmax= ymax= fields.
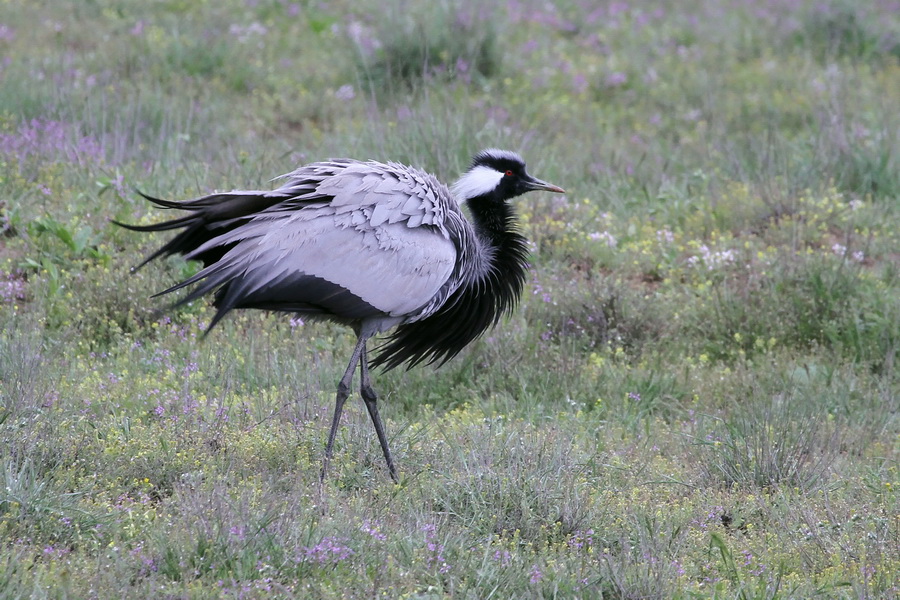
xmin=335 ymin=84 xmax=355 ymax=101
xmin=656 ymin=228 xmax=674 ymax=244
xmin=588 ymin=231 xmax=617 ymax=248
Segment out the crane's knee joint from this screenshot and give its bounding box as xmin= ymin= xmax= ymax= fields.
xmin=360 ymin=384 xmax=378 ymax=403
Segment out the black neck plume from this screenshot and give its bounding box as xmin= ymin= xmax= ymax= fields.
xmin=370 ymin=197 xmax=529 ymax=371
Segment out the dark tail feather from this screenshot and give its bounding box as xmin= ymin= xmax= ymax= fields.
xmin=117 ymin=187 xmax=294 ymax=330
xmin=113 ymin=212 xmax=210 ymax=271
xmin=133 ymin=190 xmax=194 ymax=210
xmin=111 ymin=214 xmax=197 ymax=233
xmin=115 ymin=189 xmax=285 ymax=270
xmin=133 ymin=189 xmax=235 ymax=211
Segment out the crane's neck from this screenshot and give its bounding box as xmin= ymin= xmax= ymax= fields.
xmin=468 ymin=196 xmax=514 ymax=238
xmin=464 ymin=196 xmax=529 ymax=295
xmin=367 ymin=195 xmax=530 ymax=372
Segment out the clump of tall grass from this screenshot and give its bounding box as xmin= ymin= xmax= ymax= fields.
xmin=595 ymin=514 xmax=688 ymax=600
xmin=424 ymin=417 xmax=596 ymax=544
xmin=351 ymin=2 xmax=501 ymax=99
xmin=793 ymin=1 xmax=900 ymax=62
xmin=530 ymin=270 xmax=672 ymax=359
xmin=691 ymin=389 xmax=842 ymax=492
xmin=0 ymin=318 xmax=54 ymax=426
xmin=0 ymin=456 xmax=103 ymax=548
xmin=686 ymin=252 xmax=899 ymax=369
xmin=810 ymin=106 xmax=900 ymax=201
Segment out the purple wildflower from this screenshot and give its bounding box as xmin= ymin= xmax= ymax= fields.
xmin=0 ymin=118 xmax=104 ymax=164
xmin=0 ymin=270 xmax=27 ymax=304
xmin=214 ymin=405 xmax=229 ymax=422
xmin=572 ymin=73 xmax=588 ymax=94
xmin=0 ymin=24 xmax=15 ymax=42
xmin=300 ymin=536 xmax=354 ymax=566
xmin=360 ymin=520 xmax=387 ymax=542
xmin=492 ymin=549 xmax=512 ymax=566
xmin=346 ymin=21 xmax=381 ymax=56
xmin=422 ymin=524 xmax=450 ymax=574
xmin=567 ymin=529 xmax=594 ymax=550
xmin=42 ymin=545 xmax=70 ymax=559
xmin=605 ymin=71 xmax=627 ymax=87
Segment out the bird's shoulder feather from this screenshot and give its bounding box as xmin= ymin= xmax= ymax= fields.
xmin=270 ymin=159 xmax=457 ymax=233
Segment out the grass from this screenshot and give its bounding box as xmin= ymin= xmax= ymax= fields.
xmin=0 ymin=0 xmax=898 ymax=597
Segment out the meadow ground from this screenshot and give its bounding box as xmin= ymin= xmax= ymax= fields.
xmin=0 ymin=0 xmax=898 ymax=598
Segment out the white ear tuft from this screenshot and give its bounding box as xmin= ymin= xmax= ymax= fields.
xmin=451 ymin=165 xmax=504 ymax=200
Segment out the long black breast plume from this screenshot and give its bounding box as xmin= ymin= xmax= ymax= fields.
xmin=371 ymin=208 xmax=529 ymax=372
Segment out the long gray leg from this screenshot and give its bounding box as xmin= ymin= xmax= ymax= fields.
xmin=320 ymin=332 xmax=368 ymax=482
xmin=359 ymin=345 xmax=398 ymax=482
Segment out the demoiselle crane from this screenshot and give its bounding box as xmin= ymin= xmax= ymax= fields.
xmin=117 ymin=149 xmax=564 ymax=481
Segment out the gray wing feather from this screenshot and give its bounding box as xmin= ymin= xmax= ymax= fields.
xmin=214 ymin=211 xmax=455 ymax=316
xmin=184 ymin=159 xmax=464 ymax=319
xmin=401 ymin=196 xmax=420 ymax=215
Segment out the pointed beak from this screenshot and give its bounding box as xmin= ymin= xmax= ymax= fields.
xmin=524 ymin=176 xmax=565 ymax=194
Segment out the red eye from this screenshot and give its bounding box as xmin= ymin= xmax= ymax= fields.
xmin=505 ymin=170 xmax=513 ymax=177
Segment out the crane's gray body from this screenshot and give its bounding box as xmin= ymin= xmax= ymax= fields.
xmin=169 ymin=159 xmax=486 ymax=337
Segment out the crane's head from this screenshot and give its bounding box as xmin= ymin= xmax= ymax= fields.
xmin=451 ymin=149 xmax=565 ymax=203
